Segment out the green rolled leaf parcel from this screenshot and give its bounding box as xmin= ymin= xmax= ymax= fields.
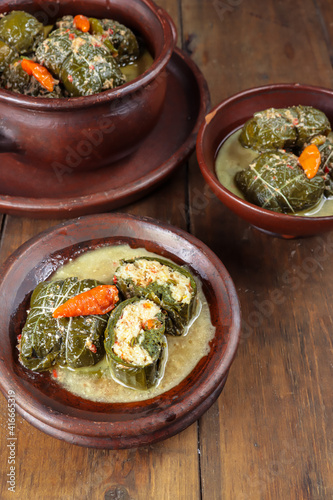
xmin=0 ymin=10 xmax=44 ymax=54
xmin=239 ymin=106 xmax=331 ymax=152
xmin=234 ymin=151 xmax=325 ymax=213
xmin=114 ymin=257 xmax=198 ymax=336
xmin=18 ymin=277 xmax=108 ymax=371
xmin=104 ymin=297 xmax=167 ymax=390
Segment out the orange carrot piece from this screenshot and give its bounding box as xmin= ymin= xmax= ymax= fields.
xmin=52 ymin=285 xmax=119 ymax=318
xmin=73 ymin=15 xmax=90 ymax=33
xmin=299 ymin=144 xmax=321 ymax=179
xmin=143 ymin=319 xmax=160 ymax=330
xmin=21 ymin=59 xmax=55 ymax=92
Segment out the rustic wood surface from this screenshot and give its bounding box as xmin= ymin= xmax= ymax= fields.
xmin=0 ymin=0 xmax=333 ymax=498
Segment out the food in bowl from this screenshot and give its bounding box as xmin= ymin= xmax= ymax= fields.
xmin=239 ymin=105 xmax=331 ymax=151
xmin=216 ymin=106 xmax=333 ymax=216
xmin=0 ymin=10 xmax=152 ymax=97
xmin=19 ymin=278 xmax=118 ymax=371
xmin=114 ymin=257 xmax=197 ymax=336
xmin=0 ymin=0 xmax=175 ymax=172
xmin=17 ymin=244 xmax=215 ymax=401
xmin=104 ymin=297 xmax=167 ymax=390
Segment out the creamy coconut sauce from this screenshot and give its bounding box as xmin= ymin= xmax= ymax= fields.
xmin=52 ymin=245 xmax=215 ymax=403
xmin=122 ymin=49 xmax=154 ymax=83
xmin=215 ymin=128 xmax=333 ymax=217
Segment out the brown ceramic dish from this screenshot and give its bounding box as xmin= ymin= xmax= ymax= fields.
xmin=0 ymin=0 xmax=176 ymax=171
xmin=0 ymin=48 xmax=210 ymax=218
xmin=197 ymin=83 xmax=333 ymax=237
xmin=0 ymin=213 xmax=240 ymax=449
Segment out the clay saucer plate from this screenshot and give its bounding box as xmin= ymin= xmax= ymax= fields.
xmin=0 ymin=49 xmax=210 ymax=219
xmin=0 ymin=213 xmax=240 ymax=449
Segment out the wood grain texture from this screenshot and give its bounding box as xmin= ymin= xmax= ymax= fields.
xmin=182 ymin=0 xmax=333 ymax=499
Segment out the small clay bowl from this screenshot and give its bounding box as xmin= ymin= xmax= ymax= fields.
xmin=196 ymin=83 xmax=333 ymax=238
xmin=0 ymin=213 xmax=240 ymax=449
xmin=0 ymin=0 xmax=176 ymax=171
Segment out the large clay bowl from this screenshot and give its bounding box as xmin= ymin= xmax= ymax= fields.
xmin=197 ymin=83 xmax=333 ymax=237
xmin=0 ymin=213 xmax=240 ymax=449
xmin=0 ymin=0 xmax=176 ymax=171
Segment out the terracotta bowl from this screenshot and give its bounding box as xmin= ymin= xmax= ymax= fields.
xmin=196 ymin=83 xmax=333 ymax=238
xmin=0 ymin=0 xmax=176 ymax=171
xmin=0 ymin=213 xmax=240 ymax=449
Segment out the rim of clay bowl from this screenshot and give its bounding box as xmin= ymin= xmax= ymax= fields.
xmin=0 ymin=0 xmax=175 ymax=110
xmin=196 ymin=83 xmax=333 ymax=236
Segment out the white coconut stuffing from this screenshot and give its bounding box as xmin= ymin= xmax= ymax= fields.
xmin=117 ymin=259 xmax=193 ymax=304
xmin=113 ymin=300 xmax=161 ymax=366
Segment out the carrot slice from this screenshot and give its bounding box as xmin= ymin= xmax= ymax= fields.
xmin=73 ymin=15 xmax=90 ymax=33
xmin=52 ymin=285 xmax=119 ymax=318
xmin=21 ymin=59 xmax=55 ymax=92
xmin=299 ymin=144 xmax=321 ymax=179
xmin=143 ymin=319 xmax=161 ymax=330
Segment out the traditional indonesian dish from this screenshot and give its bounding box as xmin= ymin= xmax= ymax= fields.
xmin=17 ymin=245 xmax=215 ymax=403
xmin=216 ymin=106 xmax=333 ymax=216
xmin=0 ymin=10 xmax=152 ymax=97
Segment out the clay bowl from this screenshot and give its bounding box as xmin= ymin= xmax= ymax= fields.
xmin=0 ymin=0 xmax=176 ymax=171
xmin=0 ymin=213 xmax=240 ymax=449
xmin=197 ymin=83 xmax=333 ymax=238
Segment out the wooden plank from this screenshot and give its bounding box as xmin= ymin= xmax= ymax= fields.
xmin=120 ymin=164 xmax=189 ymax=229
xmin=181 ymin=0 xmax=333 ymax=107
xmin=181 ymin=0 xmax=333 ymax=499
xmin=312 ymin=0 xmax=333 ymax=65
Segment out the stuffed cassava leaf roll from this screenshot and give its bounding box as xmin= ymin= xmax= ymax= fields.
xmin=104 ymin=297 xmax=167 ymax=390
xmin=56 ymin=15 xmax=140 ymax=66
xmin=240 ymin=106 xmax=331 ymax=152
xmin=19 ymin=277 xmax=109 ymax=372
xmin=36 ymin=28 xmax=125 ymax=96
xmin=0 ymin=11 xmax=44 ymax=54
xmin=114 ymin=257 xmax=197 ymax=336
xmin=235 ymin=150 xmax=325 ymax=213
xmin=89 ymin=18 xmax=140 ymax=66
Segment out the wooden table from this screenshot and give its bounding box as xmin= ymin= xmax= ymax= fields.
xmin=1 ymin=1 xmax=333 ymax=498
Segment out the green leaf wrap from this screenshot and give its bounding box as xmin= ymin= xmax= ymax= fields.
xmin=91 ymin=18 xmax=140 ymax=66
xmin=36 ymin=27 xmax=125 ymax=96
xmin=240 ymin=106 xmax=331 ymax=151
xmin=0 ymin=11 xmax=44 ymax=54
xmin=104 ymin=297 xmax=167 ymax=390
xmin=35 ymin=28 xmax=78 ymax=75
xmin=19 ymin=277 xmax=108 ymax=372
xmin=114 ymin=257 xmax=197 ymax=336
xmin=235 ymin=150 xmax=325 ymax=213
xmin=56 ymin=15 xmax=139 ymax=66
